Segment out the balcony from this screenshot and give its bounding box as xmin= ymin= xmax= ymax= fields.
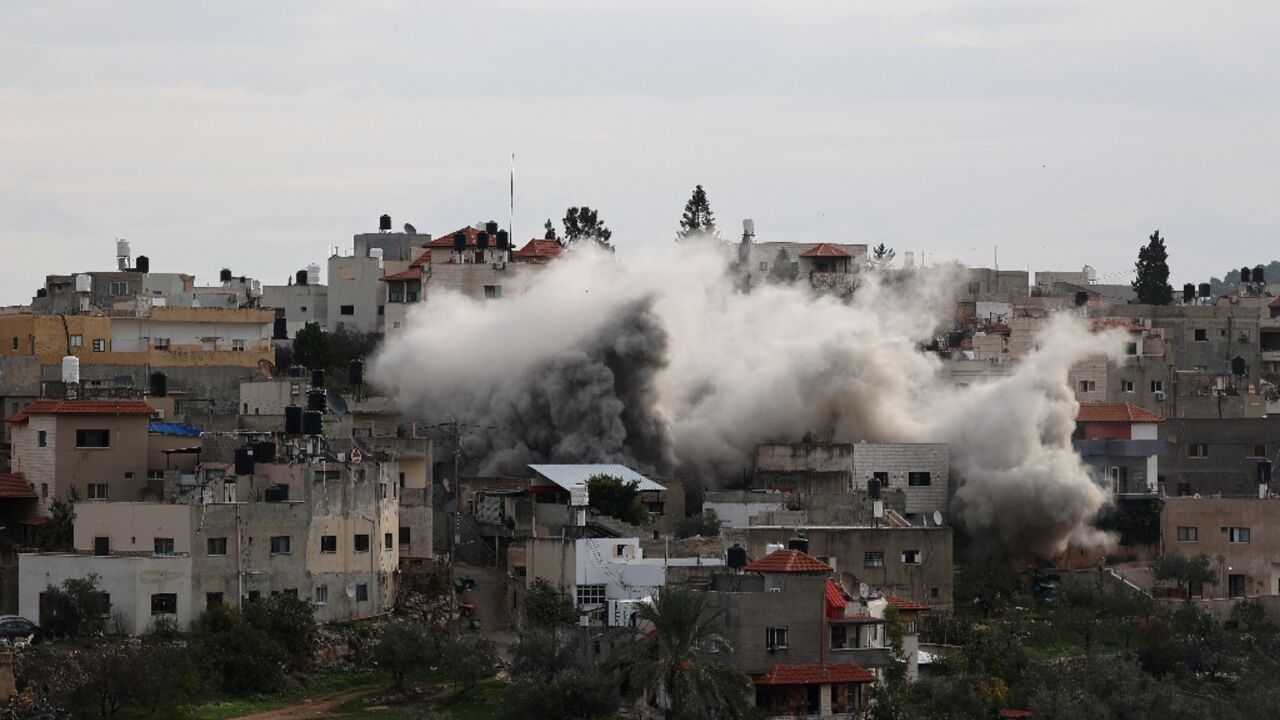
xmin=1073 ymin=439 xmax=1163 ymax=458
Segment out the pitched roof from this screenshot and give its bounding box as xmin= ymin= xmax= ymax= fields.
xmin=754 ymin=663 xmax=876 ymax=686
xmin=825 ymin=578 xmax=848 ymax=619
xmin=6 ymin=400 xmax=155 ymax=423
xmin=0 ymin=473 xmax=37 ymax=499
xmin=800 ymin=243 xmax=851 ymax=258
xmin=884 ymin=594 xmax=932 ymax=612
xmin=409 ymin=249 xmax=432 ymax=268
xmin=529 ymin=464 xmax=665 ymax=492
xmin=426 ymin=226 xmax=512 ymax=251
xmin=1075 ymin=402 xmax=1163 ymax=424
xmin=743 ymin=549 xmax=832 ymax=574
xmin=512 ymin=239 xmax=563 ymax=263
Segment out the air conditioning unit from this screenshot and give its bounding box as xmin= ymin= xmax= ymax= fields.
xmin=1154 ymin=391 xmax=1167 ymax=401
xmin=491 ymin=262 xmax=507 ymax=271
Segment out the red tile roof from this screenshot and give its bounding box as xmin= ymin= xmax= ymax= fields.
xmin=409 ymin=249 xmax=432 ymax=268
xmin=1075 ymin=402 xmax=1163 ymax=424
xmin=381 ymin=268 xmax=422 ymax=282
xmin=800 ymin=243 xmax=852 ymax=258
xmin=512 ymin=239 xmax=563 ymax=263
xmin=754 ymin=663 xmax=876 ymax=686
xmin=825 ymin=579 xmax=848 ymax=619
xmin=744 ymin=549 xmax=832 ymax=574
xmin=884 ymin=594 xmax=931 ymax=612
xmin=0 ymin=473 xmax=36 ymax=499
xmin=427 ymin=226 xmax=512 ymax=251
xmin=6 ymin=400 xmax=156 ymax=423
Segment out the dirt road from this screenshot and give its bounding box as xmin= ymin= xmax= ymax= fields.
xmin=228 ymin=686 xmax=382 ymax=720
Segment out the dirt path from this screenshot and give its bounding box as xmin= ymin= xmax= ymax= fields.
xmin=229 ymin=685 xmax=384 ymax=720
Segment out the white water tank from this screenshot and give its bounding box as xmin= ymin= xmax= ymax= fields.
xmin=306 ymin=263 xmax=321 ymax=286
xmin=370 ymin=248 xmax=384 ymax=268
xmin=903 ymin=252 xmax=916 ymax=268
xmin=743 ymin=218 xmax=755 ymax=237
xmin=569 ymin=483 xmax=589 ymax=507
xmin=765 ymin=542 xmax=785 ymax=556
xmin=74 ymin=274 xmax=92 ymax=293
xmin=250 ymin=279 xmax=262 ymax=298
xmin=61 ymin=355 xmax=80 ymax=384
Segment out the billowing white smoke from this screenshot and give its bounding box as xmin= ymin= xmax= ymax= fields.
xmin=373 ymin=242 xmax=1123 ymax=557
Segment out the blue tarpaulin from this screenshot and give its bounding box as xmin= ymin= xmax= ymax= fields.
xmin=149 ymin=422 xmax=202 ymax=437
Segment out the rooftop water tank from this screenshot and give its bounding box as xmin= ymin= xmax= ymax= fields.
xmin=306 ymin=263 xmax=321 ymax=286
xmin=743 ymin=218 xmax=755 ymax=237
xmin=135 ymin=255 xmax=150 ymax=274
xmin=74 ymin=274 xmax=91 ymax=293
xmin=379 ymin=214 xmax=392 ymax=231
xmin=727 ymin=544 xmax=748 ymax=569
xmin=61 ymin=356 xmax=80 ymax=384
xmin=765 ymin=542 xmax=785 ymax=556
xmin=284 ymin=404 xmax=303 ymax=434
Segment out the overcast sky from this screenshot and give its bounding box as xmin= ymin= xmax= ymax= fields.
xmin=2 ymin=1 xmax=1279 ymax=303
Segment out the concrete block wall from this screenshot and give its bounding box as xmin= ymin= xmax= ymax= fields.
xmin=851 ymin=444 xmax=949 ymax=515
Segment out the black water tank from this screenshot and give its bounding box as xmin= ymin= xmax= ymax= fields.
xmin=1258 ymin=459 xmax=1273 ymax=483
xmin=477 ymin=231 xmax=490 ymax=252
xmin=149 ymin=371 xmax=167 ymax=398
xmin=1199 ymin=283 xmax=1211 ymax=298
xmin=496 ymin=230 xmax=509 ymax=250
xmin=1183 ymin=284 xmax=1195 ymax=303
xmin=220 ymin=268 xmax=232 ymax=283
xmin=868 ymin=478 xmax=882 ymax=500
xmin=727 ymin=544 xmax=748 ymax=570
xmin=264 ymin=484 xmax=289 ymax=502
xmin=135 ymin=255 xmax=150 ymax=274
xmin=284 ymin=404 xmax=303 ymax=434
xmin=1242 ymin=267 xmax=1252 ymax=283
xmin=379 ymin=214 xmax=392 ymax=231
xmin=289 ymin=365 xmax=305 ymax=378
xmin=485 ymin=221 xmax=499 ymax=236
xmin=234 ymin=446 xmax=254 ymax=476
xmin=453 ymin=232 xmax=466 ymax=253
xmin=349 ymin=358 xmax=364 ymax=386
xmin=311 ymin=368 xmax=325 ymax=388
xmin=36 ymin=288 xmax=47 ymax=298
xmin=1256 ymin=265 xmax=1267 ymax=284
xmin=307 ymin=389 xmax=326 ymax=412
xmin=296 ymin=269 xmax=308 ymax=286
xmin=1074 ymin=291 xmax=1089 ymax=307
xmin=302 ymin=410 xmax=323 ymax=435
xmin=272 ymin=317 xmax=288 ymax=340
xmin=1232 ymin=355 xmax=1247 ymax=376
xmin=254 ymin=441 xmax=276 ymax=464
xmin=787 ymin=535 xmax=809 ymax=554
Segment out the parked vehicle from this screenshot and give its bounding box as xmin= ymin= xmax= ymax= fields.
xmin=0 ymin=616 xmax=42 ymax=645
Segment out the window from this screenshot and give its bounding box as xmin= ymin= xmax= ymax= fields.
xmin=908 ymin=472 xmax=931 ymax=487
xmin=1228 ymin=574 xmax=1246 ymax=598
xmin=207 ymin=537 xmax=227 ymax=555
xmin=398 ymin=472 xmax=406 ymax=488
xmin=1121 ymin=380 xmax=1134 ymax=392
xmin=484 ymin=285 xmax=503 ymax=299
xmin=1252 ymin=444 xmax=1267 ymax=458
xmin=10 ymin=337 xmax=16 ymax=350
xmin=399 ymin=527 xmax=411 ymax=545
xmin=150 ymin=593 xmax=177 ymax=615
xmin=153 ymin=537 xmax=175 ymax=555
xmin=154 ymin=337 xmax=170 ymax=350
xmin=356 ymin=583 xmax=369 ymax=602
xmin=92 ymin=339 xmax=106 ymax=352
xmin=873 ymin=471 xmax=889 ymax=487
xmin=1078 ymin=380 xmax=1096 ymax=392
xmin=270 ymin=535 xmax=292 ymax=554
xmin=339 ymin=305 xmax=355 ymax=316
xmin=384 ymin=532 xmax=393 ymax=550
xmin=69 ymin=334 xmax=82 ymax=348
xmin=110 ymin=281 xmax=129 ymax=296
xmin=1177 ymin=482 xmax=1192 ymax=496
xmin=1177 ymin=526 xmax=1198 ymax=542
xmin=37 ymin=431 xmax=46 ymax=447
xmin=575 ymin=584 xmax=606 ymax=607
xmin=247 ymin=590 xmax=260 ymax=602
xmin=1188 ymin=443 xmax=1209 ymax=458
xmin=40 ymin=483 xmax=47 ymax=498
xmin=300 ymin=306 xmax=307 ymax=313
xmin=93 ymin=536 xmax=110 ymax=555
xmin=320 ymin=535 xmax=337 ymax=553
xmin=1194 ymin=328 xmax=1208 ymax=342
xmin=1229 ymin=527 xmax=1251 ymax=543
xmin=283 ymin=589 xmax=298 ymax=598
xmin=314 ymin=586 xmax=328 ymax=605
xmin=206 ymin=592 xmax=224 ymax=610
xmin=766 ymin=626 xmax=789 ymax=649
xmin=87 ymin=484 xmax=108 ymax=500
xmin=864 ymin=551 xmax=884 ymax=568
xmin=1125 ymin=342 xmax=1138 ymax=355
xmin=314 ymin=470 xmax=340 ymax=482
xmin=354 ymin=534 xmax=370 ymax=552
xmin=1151 ymin=380 xmax=1164 ymax=393
xmin=231 ymin=339 xmax=246 ymax=352
xmin=759 ymin=261 xmax=768 ymax=272
xmin=901 ymin=549 xmax=921 ymax=564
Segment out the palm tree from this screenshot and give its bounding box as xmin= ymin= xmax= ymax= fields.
xmin=615 ymin=586 xmax=755 ymax=720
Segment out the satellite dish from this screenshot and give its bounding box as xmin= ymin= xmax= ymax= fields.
xmin=933 ymin=510 xmax=943 ymax=526
xmin=345 ymin=583 xmax=357 ymax=599
xmin=326 ymin=390 xmax=349 ymax=415
xmin=404 ymin=223 xmax=417 ymax=234
xmin=858 ymin=582 xmax=869 ymax=598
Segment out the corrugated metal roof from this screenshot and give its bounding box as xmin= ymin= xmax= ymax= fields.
xmin=528 ymin=464 xmax=665 ymax=492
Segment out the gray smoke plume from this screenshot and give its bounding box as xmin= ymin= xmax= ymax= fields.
xmin=373 ymin=243 xmax=1124 ymax=556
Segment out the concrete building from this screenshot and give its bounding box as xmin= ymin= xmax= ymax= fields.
xmin=1160 ymin=497 xmax=1280 ymax=599
xmin=1160 ymin=417 xmax=1280 ymax=498
xmin=326 ymin=253 xmax=385 ymax=334
xmin=19 ymin=552 xmax=192 ymax=635
xmin=1073 ymin=403 xmax=1162 ymax=494
xmin=261 ymin=282 xmax=328 ymax=340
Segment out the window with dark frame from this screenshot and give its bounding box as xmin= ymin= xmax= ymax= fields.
xmin=207 ymin=537 xmax=227 ymax=555
xmin=269 ymin=535 xmax=292 ymax=554
xmin=766 ymin=626 xmax=789 ymax=649
xmin=320 ymin=535 xmax=337 ymax=552
xmin=75 ymin=429 xmax=110 ymax=448
xmin=908 ymin=472 xmax=931 ymax=487
xmin=356 ymin=584 xmax=369 ymax=601
xmin=150 ymin=593 xmax=177 ymax=615
xmin=1176 ymin=526 xmax=1198 ymax=542
xmin=354 ymin=534 xmax=370 ymax=552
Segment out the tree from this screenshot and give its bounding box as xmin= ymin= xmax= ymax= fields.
xmin=500 ymin=669 xmax=621 ymax=720
xmin=677 ymin=185 xmax=718 ymax=241
xmin=544 ymin=219 xmax=558 ymax=241
xmin=674 ymin=511 xmax=723 ymax=539
xmin=40 ymin=574 xmax=109 ymax=639
xmin=613 ymin=586 xmax=754 ymax=720
xmin=34 ymin=489 xmax=77 ymax=551
xmin=242 ymin=593 xmax=317 ymax=671
xmin=291 ymin=322 xmax=331 ymax=372
xmin=586 ymin=475 xmax=650 ymax=526
xmin=1056 ymin=575 xmax=1107 ymax=652
xmin=767 ymin=248 xmax=798 ymax=285
xmin=439 ymin=633 xmax=496 ymax=700
xmin=562 ymin=207 xmax=613 ymax=251
xmin=871 ymin=243 xmax=896 ymax=269
xmin=954 ymin=549 xmax=1021 ymax=619
xmin=192 ymin=603 xmax=289 ymax=694
xmin=1132 ymin=230 xmax=1173 ymax=305
xmin=374 ymin=621 xmax=441 ymax=691
xmin=1153 ymin=551 xmax=1215 ymax=602
xmin=525 ymin=578 xmax=578 ymax=629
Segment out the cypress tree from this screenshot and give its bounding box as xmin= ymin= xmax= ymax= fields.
xmin=1132 ymin=230 xmax=1173 ymax=305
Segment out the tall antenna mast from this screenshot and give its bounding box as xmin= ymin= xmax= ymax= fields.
xmin=509 ymin=153 xmax=515 ymax=242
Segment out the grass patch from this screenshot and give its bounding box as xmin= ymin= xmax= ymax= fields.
xmin=190 ymin=670 xmax=385 ymax=720
xmin=329 ymin=679 xmax=505 ymax=720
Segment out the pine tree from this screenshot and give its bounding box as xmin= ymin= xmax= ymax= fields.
xmin=1132 ymin=230 xmax=1173 ymax=305
xmin=544 ymin=219 xmax=557 ymax=242
xmin=562 ymin=207 xmax=613 ymax=251
xmin=871 ymin=243 xmax=896 ymax=269
xmin=677 ymin=184 xmax=718 ymax=241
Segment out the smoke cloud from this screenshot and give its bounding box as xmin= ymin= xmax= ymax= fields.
xmin=372 ymin=242 xmax=1124 ymax=557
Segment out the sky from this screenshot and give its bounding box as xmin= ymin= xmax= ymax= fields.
xmin=2 ymin=1 xmax=1279 ymax=303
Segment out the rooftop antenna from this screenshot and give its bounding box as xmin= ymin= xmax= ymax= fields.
xmin=509 ymin=153 xmax=515 ymax=244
